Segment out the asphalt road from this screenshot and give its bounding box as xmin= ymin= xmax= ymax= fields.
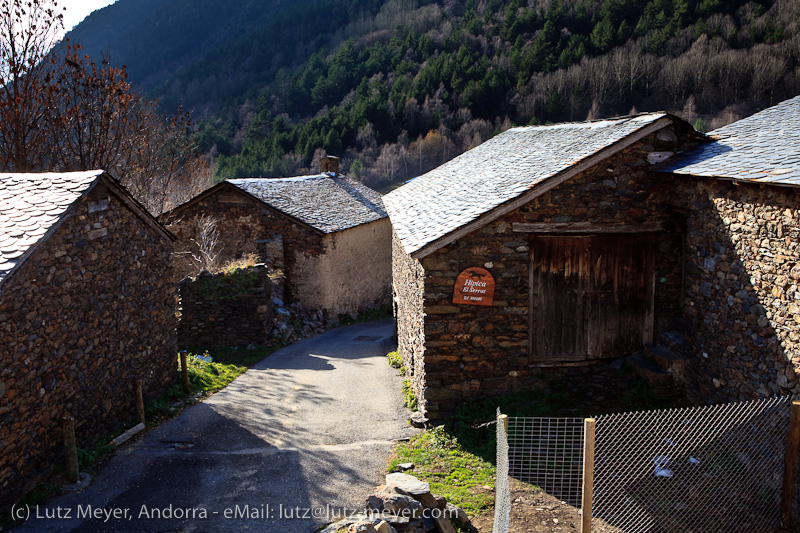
xmin=13 ymin=319 xmax=417 ymax=533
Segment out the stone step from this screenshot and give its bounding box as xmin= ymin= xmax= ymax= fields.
xmin=628 ymin=353 xmax=683 ymax=401
xmin=660 ymin=330 xmax=690 ymax=355
xmin=645 ymin=344 xmax=688 ymax=373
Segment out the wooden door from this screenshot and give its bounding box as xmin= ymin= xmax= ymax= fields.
xmin=529 ymin=234 xmax=655 ymax=363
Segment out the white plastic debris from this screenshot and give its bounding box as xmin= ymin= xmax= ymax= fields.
xmin=654 ymin=467 xmax=674 ymax=478
xmin=688 ymin=456 xmax=701 ymax=465
xmin=653 ymin=455 xmax=670 ymax=466
xmin=195 ymin=354 xmax=213 ymax=362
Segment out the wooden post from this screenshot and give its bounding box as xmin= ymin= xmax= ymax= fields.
xmin=134 ymin=379 xmax=146 ymax=425
xmin=499 ymin=414 xmax=508 ymax=434
xmin=63 ymin=416 xmax=79 ymax=484
xmin=781 ymin=401 xmax=800 ymax=530
xmin=180 ymin=352 xmax=190 ymax=393
xmin=581 ymin=418 xmax=596 ymax=533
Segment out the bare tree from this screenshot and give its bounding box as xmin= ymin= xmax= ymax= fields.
xmin=188 ymin=215 xmax=221 ymax=274
xmin=0 ymin=2 xmax=208 ymax=214
xmin=0 ymin=0 xmax=63 ymax=171
xmin=48 ymin=43 xmax=136 ymax=174
xmin=374 ymin=142 xmax=403 ymax=184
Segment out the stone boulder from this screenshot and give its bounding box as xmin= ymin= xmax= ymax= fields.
xmin=327 ymin=474 xmax=471 ymax=533
xmin=385 ymin=473 xmax=430 ymax=496
xmin=366 ymin=485 xmax=412 ymax=511
xmin=385 ymin=473 xmax=439 ymax=510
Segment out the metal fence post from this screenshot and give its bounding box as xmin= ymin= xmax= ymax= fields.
xmin=781 ymin=400 xmax=800 ymax=530
xmin=581 ymin=417 xmax=596 ymax=533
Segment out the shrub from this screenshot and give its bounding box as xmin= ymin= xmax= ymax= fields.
xmin=402 ymin=377 xmax=418 ymax=410
xmin=387 ymin=350 xmax=404 ymax=372
xmin=221 ymin=252 xmax=260 ymax=273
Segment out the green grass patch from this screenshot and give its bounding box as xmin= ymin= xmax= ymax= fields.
xmin=449 ymin=388 xmax=553 ymax=462
xmin=183 ymin=355 xmax=248 ymax=393
xmin=389 ymin=426 xmax=495 ymax=518
xmin=385 ymin=367 xmax=683 ymax=528
xmin=402 ymin=377 xmax=417 ymax=410
xmin=0 ymin=482 xmax=60 ymax=528
xmin=183 ymin=344 xmax=279 ymax=369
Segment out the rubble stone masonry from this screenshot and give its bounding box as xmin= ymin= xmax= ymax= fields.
xmin=0 ymin=183 xmax=176 ymax=506
xmin=178 ymin=265 xmax=273 ymax=349
xmin=676 ymin=178 xmax=800 ymax=403
xmin=392 ymin=230 xmax=427 ymax=412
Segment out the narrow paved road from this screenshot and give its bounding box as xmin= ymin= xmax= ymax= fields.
xmin=14 ymin=319 xmax=417 ymax=533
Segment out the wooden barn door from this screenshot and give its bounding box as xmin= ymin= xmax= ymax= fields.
xmin=529 ymin=233 xmax=655 ymax=363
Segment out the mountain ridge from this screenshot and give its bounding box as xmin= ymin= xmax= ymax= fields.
xmin=64 ymin=0 xmax=800 ymax=188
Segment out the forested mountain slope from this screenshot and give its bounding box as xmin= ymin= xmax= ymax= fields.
xmin=68 ymin=0 xmax=800 ymax=189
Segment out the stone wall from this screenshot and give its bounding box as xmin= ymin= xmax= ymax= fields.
xmin=291 ymin=219 xmax=392 ymax=315
xmin=393 ymin=127 xmax=696 ymax=419
xmin=674 ymin=178 xmax=800 ymax=403
xmin=160 ymin=186 xmax=325 ymax=297
xmin=178 ymin=265 xmax=273 ymax=348
xmin=392 ymin=230 xmax=427 ymax=413
xmin=0 ymin=181 xmax=176 ymax=506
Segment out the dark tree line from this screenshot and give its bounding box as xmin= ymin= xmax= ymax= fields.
xmin=192 ymin=0 xmax=798 ymax=189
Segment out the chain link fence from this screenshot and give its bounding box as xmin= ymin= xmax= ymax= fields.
xmin=493 ymin=396 xmax=796 ymax=533
xmin=592 ymin=396 xmax=793 ymax=533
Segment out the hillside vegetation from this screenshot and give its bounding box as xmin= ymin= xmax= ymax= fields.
xmin=69 ymin=0 xmax=800 ymax=189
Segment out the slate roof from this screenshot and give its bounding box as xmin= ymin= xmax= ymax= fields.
xmin=660 ymin=95 xmax=800 ymax=186
xmin=0 ymin=171 xmax=104 ymax=283
xmin=228 ymin=174 xmax=387 ymax=233
xmin=384 ymin=113 xmax=674 ymax=257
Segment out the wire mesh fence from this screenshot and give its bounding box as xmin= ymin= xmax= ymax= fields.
xmin=506 ymin=416 xmax=586 ymax=507
xmin=493 ymin=396 xmax=796 ymax=533
xmin=592 ymin=396 xmax=793 ymax=533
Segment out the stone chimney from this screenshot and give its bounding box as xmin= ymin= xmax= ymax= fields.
xmin=320 ymin=155 xmax=339 ymax=177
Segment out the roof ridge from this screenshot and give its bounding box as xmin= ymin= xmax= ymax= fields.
xmin=508 ymin=112 xmax=666 ymax=132
xmin=385 ymin=112 xmax=679 ymax=257
xmin=227 ymin=173 xmax=387 ymax=233
xmin=329 ymin=176 xmax=386 ymax=218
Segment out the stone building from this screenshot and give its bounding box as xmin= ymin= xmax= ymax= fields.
xmin=387 ymin=99 xmax=800 ymax=420
xmin=0 ymin=171 xmax=176 ymax=506
xmin=160 ymin=166 xmax=391 ymax=316
xmin=657 ymin=95 xmax=800 ymax=405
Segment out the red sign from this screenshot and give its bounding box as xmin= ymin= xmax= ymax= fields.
xmin=452 ymin=267 xmax=495 ymax=306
